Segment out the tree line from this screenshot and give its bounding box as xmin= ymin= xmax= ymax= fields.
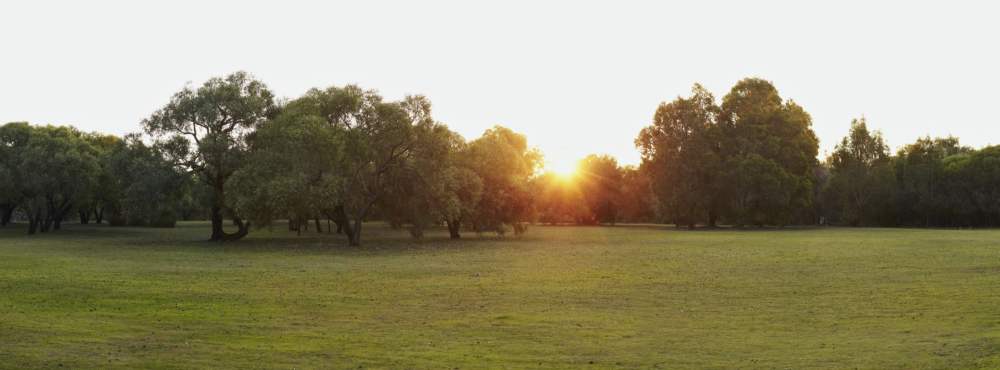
xmin=3 ymin=73 xmax=1000 ymax=243
xmin=637 ymin=78 xmax=1000 ymax=228
xmin=1 ymin=72 xmax=540 ymax=245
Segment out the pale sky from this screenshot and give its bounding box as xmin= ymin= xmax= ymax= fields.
xmin=2 ymin=1 xmax=998 ymax=173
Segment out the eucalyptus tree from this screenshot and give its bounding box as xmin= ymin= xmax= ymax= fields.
xmin=823 ymin=118 xmax=895 ymax=226
xmin=719 ymin=78 xmax=818 ymax=226
xmin=893 ymin=136 xmax=969 ymax=226
xmin=636 ymin=84 xmax=721 ymax=228
xmin=142 ymin=71 xmax=276 ymax=241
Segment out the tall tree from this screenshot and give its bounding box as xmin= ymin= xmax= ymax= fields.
xmin=636 ymin=84 xmax=721 ymax=228
xmin=142 ymin=71 xmax=276 ymax=241
xmin=719 ymin=78 xmax=818 ymax=226
xmin=823 ymin=118 xmax=894 ymax=226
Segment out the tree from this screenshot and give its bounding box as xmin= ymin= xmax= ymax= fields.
xmin=893 ymin=136 xmax=969 ymax=226
xmin=823 ymin=118 xmax=895 ymax=226
xmin=719 ymin=78 xmax=818 ymax=226
xmin=232 ymin=85 xmax=441 ymax=246
xmin=301 ymin=86 xmax=436 ymax=245
xmin=103 ymin=134 xmax=189 ymax=227
xmin=465 ymin=126 xmax=541 ymax=235
xmin=940 ymin=146 xmax=1000 ymax=227
xmin=380 ymin=124 xmax=483 ymax=239
xmin=0 ymin=122 xmax=33 ymax=226
xmin=228 ymin=101 xmax=344 ymax=235
xmin=636 ymin=84 xmax=721 ymax=228
xmin=618 ymin=165 xmax=656 ymax=223
xmin=78 ymin=132 xmax=122 ymax=224
xmin=532 ymin=172 xmax=587 ymax=225
xmin=13 ymin=125 xmax=99 ymax=234
xmin=575 ymin=154 xmax=624 ymax=225
xmin=142 ymin=71 xmax=276 ymax=241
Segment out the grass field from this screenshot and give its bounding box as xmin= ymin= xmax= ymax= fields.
xmin=2 ymin=222 xmax=1000 ymax=369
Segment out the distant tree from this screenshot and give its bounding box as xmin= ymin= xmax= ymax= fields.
xmin=575 ymin=154 xmax=624 ymax=225
xmin=893 ymin=136 xmax=970 ymax=226
xmin=0 ymin=122 xmax=33 ymax=226
xmin=719 ymin=78 xmax=818 ymax=226
xmin=465 ymin=126 xmax=541 ymax=235
xmin=103 ymin=134 xmax=189 ymax=227
xmin=13 ymin=125 xmax=99 ymax=234
xmin=823 ymin=118 xmax=895 ymax=226
xmin=532 ymin=172 xmax=587 ymax=225
xmin=78 ymin=132 xmax=122 ymax=224
xmin=618 ymin=165 xmax=656 ymax=223
xmin=142 ymin=71 xmax=276 ymax=241
xmin=941 ymin=146 xmax=1000 ymax=226
xmin=636 ymin=84 xmax=721 ymax=228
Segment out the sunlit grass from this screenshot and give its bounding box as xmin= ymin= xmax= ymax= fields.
xmin=2 ymin=222 xmax=1000 ymax=369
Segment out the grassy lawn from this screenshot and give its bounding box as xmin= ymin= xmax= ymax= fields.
xmin=2 ymin=222 xmax=1000 ymax=369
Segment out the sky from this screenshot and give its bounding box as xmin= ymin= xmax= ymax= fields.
xmin=2 ymin=1 xmax=998 ymax=173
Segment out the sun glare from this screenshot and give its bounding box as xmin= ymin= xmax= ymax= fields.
xmin=547 ymin=160 xmax=579 ymax=180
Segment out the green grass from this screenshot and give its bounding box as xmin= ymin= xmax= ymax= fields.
xmin=2 ymin=222 xmax=1000 ymax=369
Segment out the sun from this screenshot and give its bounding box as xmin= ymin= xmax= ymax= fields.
xmin=546 ymin=159 xmax=579 ymax=180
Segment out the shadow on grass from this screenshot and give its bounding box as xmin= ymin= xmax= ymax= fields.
xmin=0 ymin=221 xmax=543 ymax=256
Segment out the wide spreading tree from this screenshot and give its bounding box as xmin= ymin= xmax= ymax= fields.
xmin=3 ymin=124 xmax=100 ymax=234
xmin=143 ymin=71 xmax=277 ymax=241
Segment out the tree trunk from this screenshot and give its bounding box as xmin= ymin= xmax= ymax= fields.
xmin=447 ymin=219 xmax=461 ymax=239
xmin=28 ymin=213 xmax=40 ymax=235
xmin=219 ymin=217 xmax=251 ymax=241
xmin=95 ymin=207 xmax=104 ymax=224
xmin=79 ymin=210 xmax=90 ymax=224
xmin=41 ymin=216 xmax=52 ymax=233
xmin=210 ymin=205 xmax=225 ymax=241
xmin=0 ymin=205 xmax=13 ymax=226
xmin=330 ymin=206 xmax=348 ymax=235
xmin=708 ymin=210 xmax=717 ymax=228
xmin=348 ymin=218 xmax=363 ymax=246
xmin=314 ymin=217 xmax=322 ymax=234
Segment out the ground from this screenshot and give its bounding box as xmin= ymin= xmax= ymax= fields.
xmin=1 ymin=222 xmax=1000 ymax=369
